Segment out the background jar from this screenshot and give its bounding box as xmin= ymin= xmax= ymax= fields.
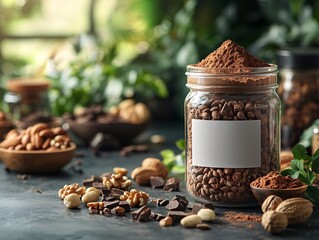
xmin=3 ymin=79 xmax=52 ymax=129
xmin=185 ymin=65 xmax=280 ymax=207
xmin=277 ymin=49 xmax=319 ymax=150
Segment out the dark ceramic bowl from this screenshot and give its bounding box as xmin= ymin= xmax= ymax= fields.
xmin=0 ymin=143 xmax=76 ymax=174
xmin=66 ymin=119 xmax=148 ymax=145
xmin=250 ymin=183 xmax=308 ymax=204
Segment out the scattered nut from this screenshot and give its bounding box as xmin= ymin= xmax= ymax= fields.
xmin=120 ymin=189 xmax=149 ymax=207
xmin=262 ymin=195 xmax=283 ymax=213
xmin=111 ymin=99 xmax=150 ymax=124
xmin=113 ymin=167 xmax=128 ymax=176
xmin=112 ymin=206 xmax=126 ymax=216
xmin=58 ymin=183 xmax=86 ymax=200
xmin=131 ymin=167 xmax=162 ymax=186
xmin=63 ymin=193 xmax=82 ymax=209
xmin=262 ymin=210 xmax=288 ymax=233
xmin=85 ymin=187 xmax=101 ymax=195
xmin=180 ymin=215 xmax=202 ymax=228
xmin=82 ymin=191 xmax=100 ymax=204
xmin=141 ymin=158 xmax=168 ymax=179
xmin=0 ymin=123 xmax=73 ymax=151
xmin=197 ymin=208 xmax=216 ymax=221
xmin=102 ymin=173 xmax=131 ymax=190
xmin=275 ymin=198 xmax=313 ymax=225
xmin=87 ymin=202 xmax=105 ymax=214
xmin=159 ymin=216 xmax=174 ymax=227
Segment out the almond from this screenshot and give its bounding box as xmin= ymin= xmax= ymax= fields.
xmin=142 ymin=158 xmax=168 ymax=179
xmin=0 ymin=135 xmax=22 ymax=148
xmin=39 ymin=129 xmax=55 ymax=138
xmin=131 ymin=167 xmax=162 ymax=186
xmin=42 ymin=138 xmax=52 ymax=150
xmin=52 ymin=127 xmax=66 ymax=135
xmin=21 ymin=134 xmax=31 ymax=146
xmin=14 ymin=144 xmax=26 ymax=151
xmin=275 ymin=197 xmax=313 ymax=225
xmin=5 ymin=129 xmax=19 ymax=139
xmin=33 ymin=133 xmax=43 ymax=150
xmin=30 ymin=123 xmax=49 ymax=136
xmin=26 ymin=143 xmax=35 ymax=151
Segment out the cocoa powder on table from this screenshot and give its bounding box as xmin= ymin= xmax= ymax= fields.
xmin=250 ymin=171 xmax=304 ymax=189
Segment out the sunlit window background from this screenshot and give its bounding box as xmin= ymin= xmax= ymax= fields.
xmin=1 ymin=0 xmax=319 ymax=120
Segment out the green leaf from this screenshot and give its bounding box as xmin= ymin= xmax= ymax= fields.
xmin=311 ymin=158 xmax=319 ymax=174
xmin=171 ymin=165 xmax=185 ymax=174
xmin=290 ymin=159 xmax=304 ymax=171
xmin=304 ymin=154 xmax=313 ymax=161
xmin=160 ymin=149 xmax=175 ymax=163
xmin=298 ymin=171 xmax=310 ymax=185
xmin=312 ymin=148 xmax=319 ymax=161
xmin=176 ymin=139 xmax=185 ymax=151
xmin=281 ymin=168 xmax=297 ymax=176
xmin=307 ymin=171 xmax=317 ymax=184
xmin=305 ymin=186 xmax=319 ymax=204
xmin=292 ymin=144 xmax=307 ymax=159
xmin=291 ymin=170 xmax=300 ymax=179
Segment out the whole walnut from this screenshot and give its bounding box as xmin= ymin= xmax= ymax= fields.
xmin=262 ymin=210 xmax=288 ymax=233
xmin=262 ymin=195 xmax=283 ymax=213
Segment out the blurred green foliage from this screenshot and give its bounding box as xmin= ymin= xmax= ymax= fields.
xmin=45 ymin=35 xmax=168 ymax=116
xmin=1 ymin=0 xmax=319 ymax=119
xmin=252 ymin=0 xmax=319 ymax=61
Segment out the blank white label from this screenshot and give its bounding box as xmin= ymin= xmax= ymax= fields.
xmin=192 ymin=119 xmax=261 ymax=168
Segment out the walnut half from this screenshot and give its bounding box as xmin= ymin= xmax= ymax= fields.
xmin=120 ymin=189 xmax=149 ymax=207
xmin=58 ymin=183 xmax=86 ymax=200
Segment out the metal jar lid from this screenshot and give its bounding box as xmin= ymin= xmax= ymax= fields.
xmin=276 ymin=49 xmax=319 ymax=70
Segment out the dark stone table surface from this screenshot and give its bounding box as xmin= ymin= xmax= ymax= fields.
xmin=0 ymin=123 xmax=318 ymax=240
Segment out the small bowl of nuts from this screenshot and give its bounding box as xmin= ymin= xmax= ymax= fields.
xmin=0 ymin=123 xmax=76 ymax=173
xmin=250 ymin=172 xmax=307 ymax=204
xmin=64 ymin=100 xmax=150 ymax=145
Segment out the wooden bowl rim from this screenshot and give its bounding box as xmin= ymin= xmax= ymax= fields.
xmin=250 ymin=182 xmax=308 ymax=192
xmin=0 ymin=143 xmax=76 ymax=155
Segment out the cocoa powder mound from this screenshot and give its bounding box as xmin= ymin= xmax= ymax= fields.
xmin=196 ymin=39 xmax=269 ymax=68
xmin=250 ymin=171 xmax=304 ymax=189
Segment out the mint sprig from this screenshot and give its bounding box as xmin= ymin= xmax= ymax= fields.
xmin=281 ymin=144 xmax=319 ymax=204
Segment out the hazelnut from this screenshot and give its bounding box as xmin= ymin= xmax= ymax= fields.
xmin=63 ymin=193 xmax=81 ymax=209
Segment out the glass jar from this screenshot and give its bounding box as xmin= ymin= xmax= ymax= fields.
xmin=185 ymin=65 xmax=280 ymax=206
xmin=3 ymin=79 xmax=52 ymax=129
xmin=277 ymin=49 xmax=319 ymax=150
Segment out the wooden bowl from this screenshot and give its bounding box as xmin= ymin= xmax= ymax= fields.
xmin=0 ymin=122 xmax=14 ymax=141
xmin=0 ymin=143 xmax=76 ymax=174
xmin=66 ymin=119 xmax=148 ymax=145
xmin=250 ymin=183 xmax=308 ymax=204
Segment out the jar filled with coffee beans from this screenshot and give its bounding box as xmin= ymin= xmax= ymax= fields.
xmin=277 ymin=49 xmax=319 ymax=150
xmin=185 ymin=65 xmax=280 ymax=206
